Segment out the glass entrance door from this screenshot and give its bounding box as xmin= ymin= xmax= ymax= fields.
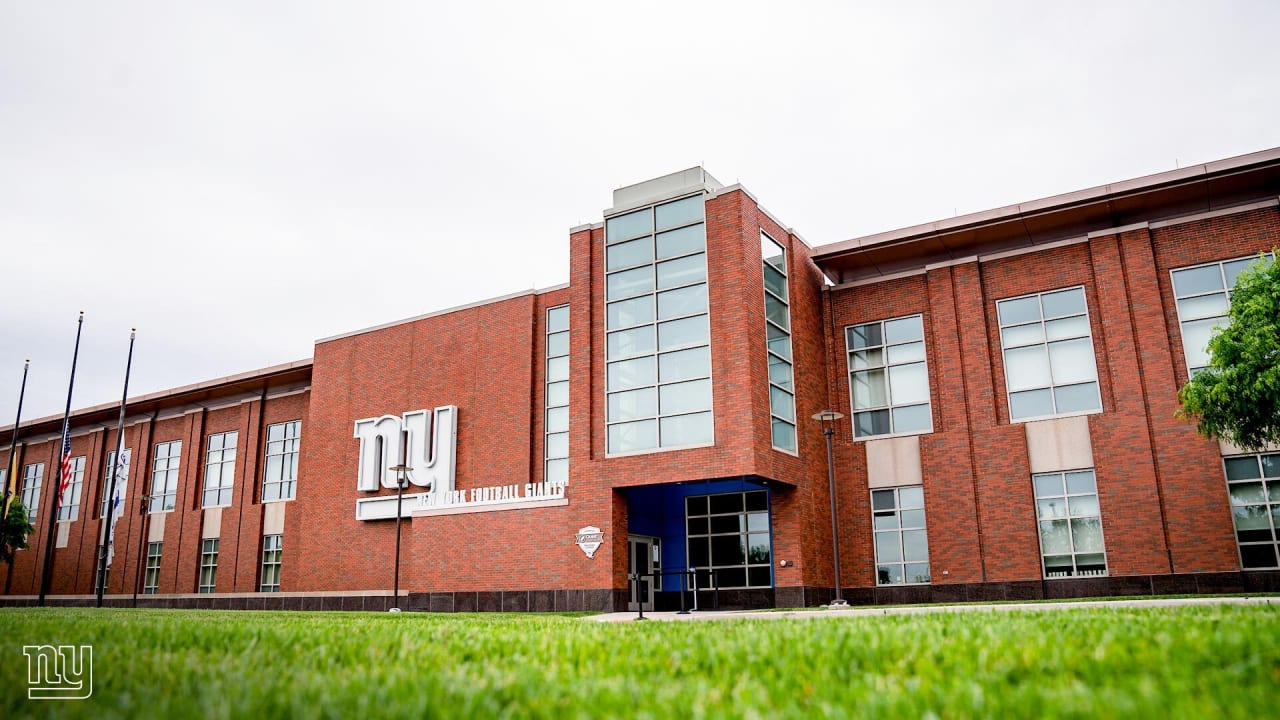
xmin=627 ymin=535 xmax=660 ymax=610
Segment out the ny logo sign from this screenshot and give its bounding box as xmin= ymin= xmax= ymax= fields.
xmin=354 ymin=406 xmax=457 ymax=493
xmin=23 ymin=645 xmax=93 ymax=700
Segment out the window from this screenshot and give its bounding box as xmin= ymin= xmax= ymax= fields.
xmin=149 ymin=441 xmax=181 ymax=513
xmin=95 ymin=564 xmax=108 ymax=595
xmin=100 ymin=449 xmax=131 ymax=517
xmin=1033 ymin=469 xmax=1107 ymax=577
xmin=761 ymin=233 xmax=797 ymax=452
xmin=56 ymin=456 xmax=85 ymax=522
xmin=997 ymin=287 xmax=1101 ymax=421
xmin=143 ymin=542 xmax=162 ymax=594
xmin=604 ymin=194 xmax=713 ymax=454
xmin=545 ymin=305 xmax=570 ymax=485
xmin=260 ymin=534 xmax=283 ymax=592
xmin=21 ymin=463 xmax=44 ymax=519
xmin=871 ymin=486 xmax=931 ymax=584
xmin=1223 ymin=453 xmax=1280 ymax=569
xmin=262 ymin=421 xmax=301 ymax=501
xmin=846 ymin=315 xmax=932 ymax=438
xmin=1171 ymin=254 xmax=1274 ymax=376
xmin=685 ymin=490 xmax=771 ymax=589
xmin=198 ymin=538 xmax=219 ymax=593
xmin=203 ymin=431 xmax=237 ymax=508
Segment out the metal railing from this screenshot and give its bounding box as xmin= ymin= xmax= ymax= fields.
xmin=627 ymin=567 xmax=721 ymax=620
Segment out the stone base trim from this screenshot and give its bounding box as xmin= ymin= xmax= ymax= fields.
xmin=5 ymin=572 xmax=1274 ymax=612
xmin=0 ymin=588 xmax=625 ymax=613
xmin=775 ymin=570 xmax=1280 ymax=608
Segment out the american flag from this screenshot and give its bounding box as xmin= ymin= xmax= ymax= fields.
xmin=56 ymin=428 xmax=72 ymax=507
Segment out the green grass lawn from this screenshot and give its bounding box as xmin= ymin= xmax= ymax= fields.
xmin=2 ymin=604 xmax=1277 ymax=719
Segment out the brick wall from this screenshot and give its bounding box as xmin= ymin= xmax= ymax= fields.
xmin=6 ymin=185 xmax=1277 ymax=608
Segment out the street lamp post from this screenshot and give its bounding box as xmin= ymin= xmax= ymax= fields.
xmin=812 ymin=410 xmax=847 ymax=607
xmin=389 ymin=464 xmax=412 ymax=612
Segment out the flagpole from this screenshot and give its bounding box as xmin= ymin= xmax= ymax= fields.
xmin=38 ymin=311 xmax=84 ymax=606
xmin=2 ymin=359 xmax=29 ymax=520
xmin=96 ymin=329 xmax=135 ymax=608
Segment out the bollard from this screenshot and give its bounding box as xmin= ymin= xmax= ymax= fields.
xmin=632 ymin=573 xmax=646 ymax=621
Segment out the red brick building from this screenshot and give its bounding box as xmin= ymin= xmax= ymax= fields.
xmin=4 ymin=149 xmax=1279 ymax=610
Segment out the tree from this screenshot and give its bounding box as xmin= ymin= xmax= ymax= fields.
xmin=0 ymin=499 xmax=35 ymax=564
xmin=1178 ymin=252 xmax=1280 ymax=451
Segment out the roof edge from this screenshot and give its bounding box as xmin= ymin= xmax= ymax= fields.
xmin=813 ymin=146 xmax=1280 ymax=260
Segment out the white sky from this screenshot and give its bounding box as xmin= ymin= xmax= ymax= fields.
xmin=3 ymin=1 xmax=1279 ymax=425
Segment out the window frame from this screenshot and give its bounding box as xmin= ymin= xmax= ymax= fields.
xmin=260 ymin=534 xmax=283 ymax=592
xmin=100 ymin=449 xmax=131 ymax=518
xmin=21 ymin=463 xmax=44 ymax=520
xmin=1032 ymin=468 xmax=1109 ymax=578
xmin=1222 ymin=452 xmax=1280 ymax=570
xmin=761 ymin=231 xmax=798 ymax=454
xmin=870 ymin=485 xmax=931 ymax=585
xmin=262 ymin=420 xmax=301 ymax=502
xmin=684 ymin=490 xmax=773 ymax=590
xmin=95 ymin=563 xmax=109 ymax=595
xmin=56 ymin=456 xmax=86 ymax=522
xmin=198 ymin=538 xmax=219 ymax=593
xmin=544 ymin=305 xmax=570 ymax=486
xmin=203 ymin=431 xmax=238 ymax=509
xmin=845 ymin=314 xmax=934 ymax=440
xmin=1170 ymin=253 xmax=1274 ymax=377
xmin=143 ymin=542 xmax=162 ymax=594
xmin=996 ymin=285 xmax=1102 ymax=423
xmin=603 ymin=193 xmax=715 ymax=456
xmin=149 ymin=440 xmax=182 ymax=514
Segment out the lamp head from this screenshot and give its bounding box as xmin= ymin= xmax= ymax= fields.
xmin=811 ymin=410 xmax=844 ymax=433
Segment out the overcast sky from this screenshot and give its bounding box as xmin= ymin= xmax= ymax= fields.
xmin=3 ymin=1 xmax=1278 ymax=426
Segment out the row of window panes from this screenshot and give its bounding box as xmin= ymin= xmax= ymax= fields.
xmin=605 ymin=195 xmax=711 ymax=455
xmin=844 ymin=255 xmax=1270 ymax=438
xmin=606 ymin=253 xmax=707 ymax=302
xmin=607 ymin=294 xmax=709 ymax=359
xmin=872 ymin=486 xmax=930 ymax=584
xmin=685 ymin=491 xmax=772 ymax=589
xmin=27 ymin=428 xmax=287 ymax=524
xmin=762 ymin=233 xmax=797 ymax=452
xmin=607 ymin=284 xmax=708 ymax=330
xmin=873 ymin=472 xmax=1107 ymax=583
xmin=607 ymin=228 xmax=706 ymax=273
xmin=545 ymin=305 xmax=570 ymax=485
xmin=1171 ymin=254 xmax=1273 ymax=375
xmin=605 ymin=195 xmax=705 ymax=244
xmin=1033 ymin=469 xmax=1107 ymax=577
xmin=847 ymin=315 xmax=932 ymax=438
xmin=847 ymin=288 xmax=1101 ymax=435
xmin=139 ymin=537 xmax=282 ymax=594
xmin=1224 ymin=453 xmax=1280 ymax=569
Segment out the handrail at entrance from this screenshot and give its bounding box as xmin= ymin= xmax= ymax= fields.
xmin=627 ymin=567 xmax=722 ymax=620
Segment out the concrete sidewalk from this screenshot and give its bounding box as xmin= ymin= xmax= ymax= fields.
xmin=585 ymin=595 xmax=1276 ymax=623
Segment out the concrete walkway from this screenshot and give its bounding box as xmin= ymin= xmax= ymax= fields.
xmin=585 ymin=595 xmax=1276 ymax=623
